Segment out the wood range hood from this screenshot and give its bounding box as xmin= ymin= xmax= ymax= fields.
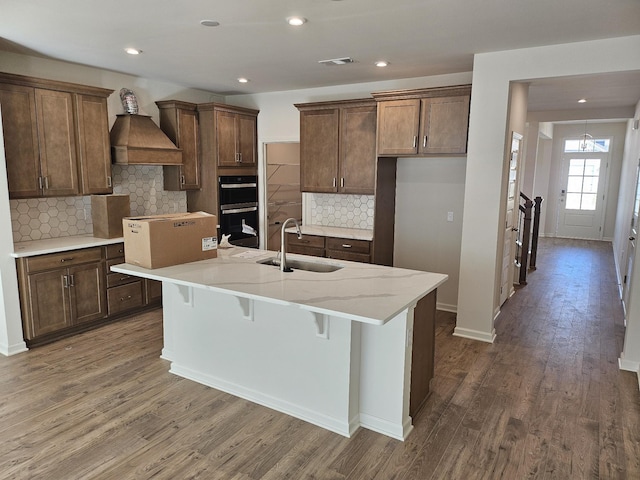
xmin=110 ymin=114 xmax=183 ymax=165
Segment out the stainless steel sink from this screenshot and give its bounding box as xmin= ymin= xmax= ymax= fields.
xmin=258 ymin=257 xmax=343 ymax=273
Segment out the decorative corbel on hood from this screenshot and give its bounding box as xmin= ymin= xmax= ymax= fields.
xmin=110 ymin=114 xmax=183 ymax=165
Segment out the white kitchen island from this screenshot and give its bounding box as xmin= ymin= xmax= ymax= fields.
xmin=112 ymin=247 xmax=447 ymax=440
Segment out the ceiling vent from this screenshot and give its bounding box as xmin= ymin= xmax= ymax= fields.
xmin=318 ymin=57 xmax=355 ymax=66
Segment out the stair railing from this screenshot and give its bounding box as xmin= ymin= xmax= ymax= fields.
xmin=516 ymin=193 xmax=543 ymax=285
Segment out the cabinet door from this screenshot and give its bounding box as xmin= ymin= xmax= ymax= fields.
xmin=339 ymin=105 xmax=377 ymax=194
xmin=376 ymin=99 xmax=420 ymax=156
xmin=76 ymin=94 xmax=112 ymax=194
xmin=69 ymin=262 xmax=106 ymax=325
xmin=34 ymin=88 xmax=79 ymax=196
xmin=237 ymin=114 xmax=257 ymax=166
xmin=177 ymin=107 xmax=201 ymax=188
xmin=161 ymin=105 xmax=201 ymax=191
xmin=419 ymin=95 xmax=470 ymax=155
xmin=300 ymin=109 xmax=339 ymax=193
xmin=216 ymin=110 xmax=239 ymax=167
xmin=24 ymin=269 xmax=72 ymax=339
xmin=0 ymin=83 xmax=41 ymax=198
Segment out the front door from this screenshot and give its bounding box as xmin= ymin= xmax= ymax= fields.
xmin=556 ymin=137 xmax=611 ymax=240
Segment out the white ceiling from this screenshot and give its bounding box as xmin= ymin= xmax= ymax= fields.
xmin=1 ymin=0 xmax=640 ymax=112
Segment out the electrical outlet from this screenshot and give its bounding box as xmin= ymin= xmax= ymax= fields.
xmin=447 ymin=211 xmax=454 ymax=222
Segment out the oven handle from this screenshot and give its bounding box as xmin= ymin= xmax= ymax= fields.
xmin=221 ymin=206 xmax=258 ymax=214
xmin=220 ymin=183 xmax=257 ymax=189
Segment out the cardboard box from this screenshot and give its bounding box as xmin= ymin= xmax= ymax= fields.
xmin=123 ymin=212 xmax=218 ymax=269
xmin=92 ymin=194 xmax=130 ymax=238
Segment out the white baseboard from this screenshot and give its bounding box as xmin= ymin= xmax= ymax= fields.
xmin=359 ymin=413 xmax=413 ymax=441
xmin=618 ymin=356 xmax=640 ymax=373
xmin=0 ymin=340 xmax=28 ymax=357
xmin=170 ymin=363 xmax=356 ymax=438
xmin=436 ymin=302 xmax=457 ymax=313
xmin=453 ymin=326 xmax=496 ymax=343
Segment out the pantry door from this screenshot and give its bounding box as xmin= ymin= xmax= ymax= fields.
xmin=556 ymin=137 xmax=611 ymax=240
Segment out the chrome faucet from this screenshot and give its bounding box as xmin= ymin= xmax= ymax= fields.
xmin=280 ymin=218 xmax=302 ymax=272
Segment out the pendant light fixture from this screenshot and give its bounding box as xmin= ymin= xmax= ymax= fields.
xmin=579 ymin=120 xmax=592 ymax=151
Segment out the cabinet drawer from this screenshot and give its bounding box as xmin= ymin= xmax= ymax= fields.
xmin=287 ymin=233 xmax=325 ymax=249
xmin=24 ymin=247 xmax=103 ymax=273
xmin=326 ymin=250 xmax=371 ymax=264
xmin=105 ymin=243 xmax=125 ymax=259
xmin=326 ymin=237 xmax=370 ymax=255
xmin=107 ymin=281 xmax=143 ymax=315
xmin=288 ymin=245 xmax=325 ymax=257
xmin=106 ymin=271 xmax=138 ymax=288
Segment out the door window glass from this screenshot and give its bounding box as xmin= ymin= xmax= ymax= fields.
xmin=566 ymin=158 xmax=600 ymax=211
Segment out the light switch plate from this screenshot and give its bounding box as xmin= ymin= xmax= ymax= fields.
xmin=447 ymin=211 xmax=454 ymax=222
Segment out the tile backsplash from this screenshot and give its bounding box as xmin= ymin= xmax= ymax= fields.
xmin=11 ymin=165 xmax=187 ymax=243
xmin=308 ymin=193 xmax=375 ymax=230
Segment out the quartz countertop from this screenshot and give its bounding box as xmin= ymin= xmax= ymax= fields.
xmin=12 ymin=235 xmax=124 ymax=258
xmin=284 ymin=225 xmax=373 ymax=241
xmin=111 ymin=246 xmax=447 ymax=325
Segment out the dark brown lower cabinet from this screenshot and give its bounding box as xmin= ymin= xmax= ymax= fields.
xmin=410 ymin=290 xmax=437 ymax=417
xmin=286 ymin=233 xmax=372 ymax=263
xmin=17 ymin=242 xmax=162 ymax=347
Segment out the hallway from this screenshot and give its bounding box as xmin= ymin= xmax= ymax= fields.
xmin=422 ymin=237 xmax=640 ymax=479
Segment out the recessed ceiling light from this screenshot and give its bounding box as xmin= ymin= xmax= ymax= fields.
xmin=578 ymin=98 xmax=587 ymax=103
xmin=124 ymin=47 xmax=142 ymax=55
xmin=287 ymin=16 xmax=307 ymax=26
xmin=238 ymin=77 xmax=249 ymax=83
xmin=375 ymin=61 xmax=389 ymax=67
xmin=200 ymin=20 xmax=220 ymax=27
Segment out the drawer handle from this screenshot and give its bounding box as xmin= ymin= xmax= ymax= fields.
xmin=120 ymin=295 xmax=132 ymax=302
xmin=60 ymin=257 xmax=74 ymax=263
xmin=342 ymin=244 xmax=352 ymax=248
xmin=119 ymin=276 xmax=131 ymax=281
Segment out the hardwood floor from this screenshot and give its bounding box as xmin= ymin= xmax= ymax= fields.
xmin=1 ymin=237 xmax=638 ymax=479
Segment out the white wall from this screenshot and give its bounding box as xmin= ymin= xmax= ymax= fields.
xmin=0 ymin=52 xmax=223 ymax=355
xmin=616 ymin=100 xmax=640 ymax=379
xmin=456 ymin=35 xmax=640 ymax=343
xmin=394 ymin=158 xmax=465 ymax=311
xmin=541 ymin=122 xmax=627 ymax=239
xmin=227 ymin=72 xmax=473 ymax=312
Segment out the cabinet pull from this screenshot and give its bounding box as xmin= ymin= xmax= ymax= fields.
xmin=107 ymin=176 xmax=112 ymax=187
xmin=120 ymin=295 xmax=132 ymax=302
xmin=341 ymin=177 xmax=345 ymax=188
xmin=44 ymin=176 xmax=49 ymax=190
xmin=38 ymin=176 xmax=43 ymax=190
xmin=69 ymin=274 xmax=75 ymax=287
xmin=333 ymin=178 xmax=337 ymax=188
xmin=423 ymin=135 xmax=427 ymax=148
xmin=413 ymin=136 xmax=417 ymax=148
xmin=180 ymin=175 xmax=185 ymax=185
xmin=63 ymin=275 xmax=69 ymax=288
xmin=119 ymin=275 xmax=131 ymax=281
xmin=342 ymin=244 xmax=352 ymax=248
xmin=60 ymin=257 xmax=74 ymax=263
xmin=238 ymin=153 xmax=242 ymax=163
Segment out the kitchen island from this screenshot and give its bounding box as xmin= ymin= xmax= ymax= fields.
xmin=112 ymin=247 xmax=447 ymax=440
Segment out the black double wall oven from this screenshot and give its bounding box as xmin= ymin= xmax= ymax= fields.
xmin=218 ymin=175 xmax=259 ymax=248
